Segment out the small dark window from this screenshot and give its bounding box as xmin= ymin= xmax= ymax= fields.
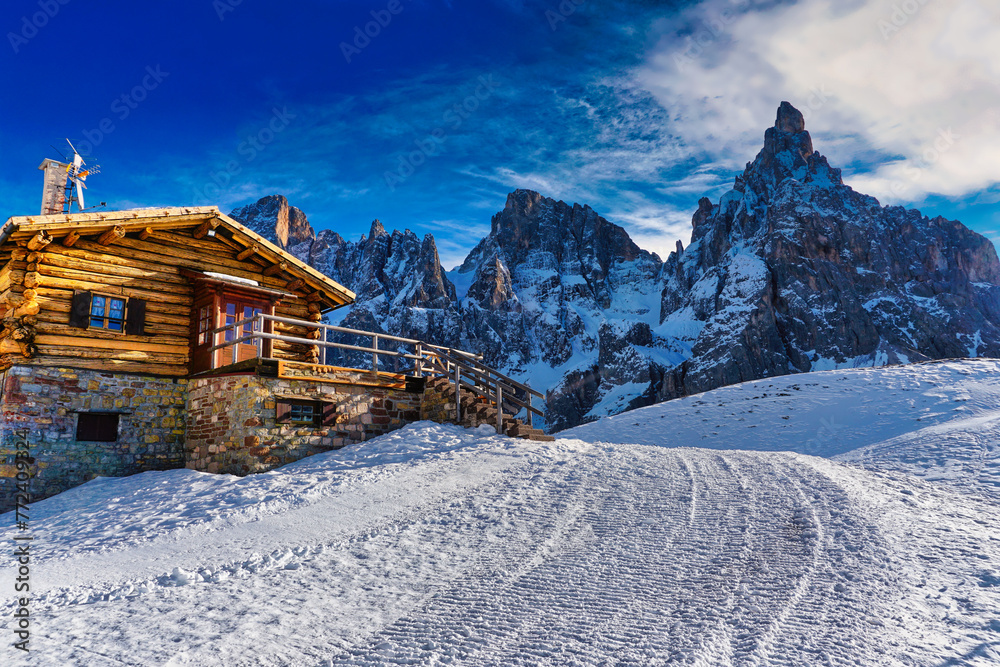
xmin=77 ymin=412 xmax=120 ymax=442
xmin=276 ymin=400 xmax=336 ymax=426
xmin=90 ymin=294 xmax=127 ymax=332
xmin=288 ymin=403 xmax=315 ymax=423
xmin=197 ymin=305 xmax=212 ymax=345
xmin=69 ymin=291 xmax=146 ymax=334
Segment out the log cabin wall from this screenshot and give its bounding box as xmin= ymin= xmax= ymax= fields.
xmin=0 ymin=222 xmax=339 ymax=375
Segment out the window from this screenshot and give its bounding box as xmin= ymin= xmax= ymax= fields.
xmin=288 ymin=403 xmax=316 ymax=424
xmin=197 ymin=305 xmax=212 ymax=345
xmin=76 ymin=412 xmax=119 ymax=442
xmin=222 ymin=301 xmax=262 ymax=343
xmin=90 ymin=294 xmax=127 ymax=332
xmin=276 ymin=400 xmax=337 ymax=427
xmin=69 ymin=291 xmax=146 ymax=335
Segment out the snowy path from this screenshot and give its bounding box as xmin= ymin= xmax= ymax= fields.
xmin=6 ymin=361 xmax=1000 ymax=665
xmin=5 ymin=421 xmax=999 ymax=666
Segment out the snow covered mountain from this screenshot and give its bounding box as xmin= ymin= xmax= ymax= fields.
xmin=655 ymin=101 xmax=1000 ymax=404
xmin=5 ymin=360 xmax=999 ymax=665
xmin=229 ymin=103 xmax=1000 ymax=432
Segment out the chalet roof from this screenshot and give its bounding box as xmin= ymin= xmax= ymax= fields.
xmin=0 ymin=206 xmax=355 ymax=310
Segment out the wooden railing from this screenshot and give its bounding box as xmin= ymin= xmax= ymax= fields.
xmin=208 ymin=313 xmax=544 ymax=433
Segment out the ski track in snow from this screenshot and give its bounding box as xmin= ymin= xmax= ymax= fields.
xmin=2 ymin=362 xmax=1000 ymax=665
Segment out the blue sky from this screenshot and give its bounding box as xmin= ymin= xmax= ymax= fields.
xmin=1 ymin=0 xmax=997 ymax=269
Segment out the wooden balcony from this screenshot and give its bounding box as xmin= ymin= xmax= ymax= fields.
xmin=205 ymin=313 xmax=544 ymax=434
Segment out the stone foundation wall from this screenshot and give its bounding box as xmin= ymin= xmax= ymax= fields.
xmin=0 ymin=365 xmax=187 ymax=512
xmin=185 ymin=369 xmax=422 ymax=475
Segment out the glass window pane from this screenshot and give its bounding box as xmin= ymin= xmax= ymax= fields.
xmin=91 ymin=295 xmax=105 ymax=317
xmin=108 ymin=298 xmax=125 ymax=318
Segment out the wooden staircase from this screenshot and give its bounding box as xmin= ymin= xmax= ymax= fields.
xmin=422 ymin=375 xmax=554 ymax=442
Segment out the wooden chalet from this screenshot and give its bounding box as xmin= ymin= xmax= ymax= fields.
xmin=0 ymin=206 xmax=355 ymax=376
xmin=0 ymin=205 xmax=547 ymax=513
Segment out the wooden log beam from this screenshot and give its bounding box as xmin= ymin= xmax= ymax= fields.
xmin=0 ymin=338 xmax=22 ymax=355
xmin=97 ymin=226 xmax=127 ymax=246
xmin=34 ymin=334 xmax=187 ymax=355
xmin=10 ymin=301 xmax=40 ymax=318
xmin=307 ymin=301 xmax=322 ymax=314
xmin=1 ymin=290 xmax=24 ymax=307
xmin=138 ymin=227 xmax=153 ymax=240
xmin=192 ymin=220 xmax=212 ymax=239
xmin=23 ymin=272 xmax=39 ymax=289
xmin=26 ymin=231 xmax=52 ymax=252
xmin=0 ymin=271 xmax=26 ymax=293
xmin=236 ymin=244 xmax=259 ymax=261
xmin=263 ymin=262 xmax=288 ymax=277
xmin=10 ymin=248 xmax=28 ymax=262
xmin=305 ymin=292 xmax=322 ymax=302
xmin=61 ymin=231 xmax=81 ymax=247
xmin=286 ymin=278 xmax=305 ymax=292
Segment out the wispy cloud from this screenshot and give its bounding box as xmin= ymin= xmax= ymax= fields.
xmin=635 ymin=0 xmax=1000 ymax=206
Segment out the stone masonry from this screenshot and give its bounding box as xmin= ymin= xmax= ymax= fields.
xmin=185 ymin=367 xmax=422 ymax=475
xmin=0 ymin=365 xmax=187 ymax=512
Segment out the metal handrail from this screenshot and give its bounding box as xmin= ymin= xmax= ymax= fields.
xmin=209 ymin=312 xmax=541 ymax=432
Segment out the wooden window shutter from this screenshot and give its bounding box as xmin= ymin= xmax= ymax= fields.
xmin=321 ymin=402 xmax=337 ymax=426
xmin=125 ymin=298 xmax=147 ymax=335
xmin=69 ymin=291 xmax=92 ymax=328
xmin=275 ymin=401 xmax=291 ymax=423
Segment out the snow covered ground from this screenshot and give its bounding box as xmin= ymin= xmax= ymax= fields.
xmin=3 ymin=360 xmax=1000 ymax=665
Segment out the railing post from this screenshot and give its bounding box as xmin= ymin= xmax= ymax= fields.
xmin=255 ymin=314 xmax=263 ymax=358
xmin=454 ymin=361 xmax=461 ymax=423
xmin=231 ymin=324 xmax=238 ymax=365
xmin=415 ymin=343 xmax=423 ymax=376
xmin=372 ymin=334 xmax=379 ymax=374
xmin=496 ymin=383 xmax=503 ymax=435
xmin=527 ymin=387 xmax=533 ymax=429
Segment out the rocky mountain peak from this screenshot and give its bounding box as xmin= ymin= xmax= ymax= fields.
xmin=369 ymin=219 xmax=388 ymax=238
xmin=739 ymin=101 xmax=842 ymax=199
xmin=230 ymin=194 xmax=315 ymax=249
xmin=775 ymin=100 xmax=805 ymax=133
xmin=657 ymin=101 xmax=1000 ymax=405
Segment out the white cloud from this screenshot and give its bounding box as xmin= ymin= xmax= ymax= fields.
xmin=636 ymin=0 xmax=1000 ymax=205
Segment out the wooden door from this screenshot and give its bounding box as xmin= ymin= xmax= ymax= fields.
xmin=219 ymin=298 xmax=265 ymax=365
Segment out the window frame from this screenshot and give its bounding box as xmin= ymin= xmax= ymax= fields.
xmin=88 ymin=292 xmax=129 ymax=334
xmin=275 ymin=399 xmax=337 ymax=427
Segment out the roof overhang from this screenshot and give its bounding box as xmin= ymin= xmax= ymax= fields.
xmin=1 ymin=206 xmax=356 ymax=312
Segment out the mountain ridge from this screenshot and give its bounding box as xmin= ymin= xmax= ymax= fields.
xmin=229 ymin=102 xmax=1000 ymax=431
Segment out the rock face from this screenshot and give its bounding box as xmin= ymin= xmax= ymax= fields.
xmin=230 ymin=102 xmax=1000 ymax=431
xmin=456 ymin=190 xmax=665 ymax=430
xmin=655 ymin=101 xmax=1000 ymax=401
xmin=305 ymin=220 xmax=462 ymax=357
xmin=230 ymin=195 xmax=315 ymax=250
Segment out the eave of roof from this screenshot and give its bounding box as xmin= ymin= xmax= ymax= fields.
xmin=1 ymin=206 xmax=356 ymax=311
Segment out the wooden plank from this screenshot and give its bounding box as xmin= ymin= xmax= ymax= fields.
xmin=7 ymin=207 xmax=218 ymax=229
xmin=29 ymin=354 xmax=188 ymax=377
xmin=35 ymin=334 xmax=189 ymax=355
xmin=37 ymin=253 xmax=189 ymax=285
xmin=44 ymin=242 xmax=183 ymax=276
xmin=34 ymin=322 xmax=189 ymax=347
xmin=36 ymin=264 xmax=190 ymax=293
